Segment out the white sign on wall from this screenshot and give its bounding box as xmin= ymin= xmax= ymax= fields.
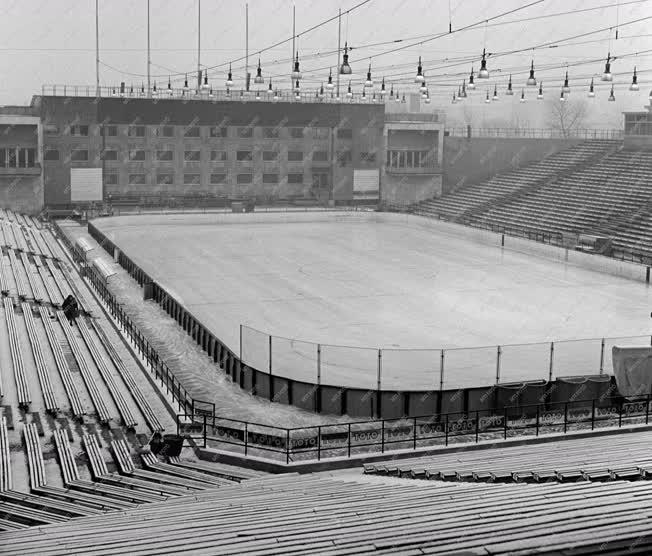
xmin=353 ymin=169 xmax=380 ymax=200
xmin=70 ymin=168 xmax=102 ymax=202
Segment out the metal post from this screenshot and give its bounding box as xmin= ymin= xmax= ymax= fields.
xmin=495 ymin=345 xmax=502 ymax=384
xmin=317 ymin=426 xmax=321 ymax=461
xmin=504 ymin=406 xmax=508 ymax=439
xmin=347 ymin=423 xmax=351 ymax=457
xmin=269 ymin=335 xmax=272 ymax=375
xmin=413 ymin=417 xmax=417 ymax=450
xmin=244 ymin=423 xmax=248 ymax=456
xmin=147 ymin=0 xmax=151 ymax=95
xmin=286 ymin=429 xmax=290 ymax=464
xmin=591 ymin=399 xmax=595 ymax=430
xmin=203 ymin=413 xmax=207 ymax=447
xmin=599 ymin=338 xmax=605 ymax=374
xmin=245 ymin=3 xmax=249 ymax=91
xmin=475 ymin=410 xmax=479 ymax=442
xmin=95 ymin=0 xmax=100 ymax=96
xmin=291 ymin=4 xmax=295 ymax=91
xmin=336 ymin=8 xmax=341 ymax=98
xmin=548 ymin=342 xmax=554 ymax=382
xmin=439 ymin=350 xmax=445 ymax=392
xmin=564 ymin=402 xmax=568 ymax=433
xmin=445 ymin=414 xmax=449 ymax=446
xmin=381 ymin=420 xmax=385 ymax=453
xmin=535 ymin=405 xmax=539 ymax=436
xmin=197 ymin=0 xmax=201 ymax=90
xmin=317 ymin=344 xmax=321 ymax=385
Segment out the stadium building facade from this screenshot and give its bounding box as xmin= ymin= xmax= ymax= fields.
xmin=0 ymin=93 xmax=445 ymax=213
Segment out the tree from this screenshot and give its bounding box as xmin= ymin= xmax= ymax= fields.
xmin=546 ymin=97 xmax=589 ymax=137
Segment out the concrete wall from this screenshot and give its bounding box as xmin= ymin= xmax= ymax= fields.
xmin=442 ymin=136 xmax=584 ymax=193
xmin=381 ymin=174 xmax=442 ymax=204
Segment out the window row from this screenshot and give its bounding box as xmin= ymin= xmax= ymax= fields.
xmin=43 ymin=149 xmax=359 ymax=163
xmin=45 ymin=124 xmax=354 ymax=139
xmin=104 ymin=173 xmax=323 ymax=186
xmin=0 ymin=148 xmax=38 ymax=168
xmin=386 ymin=150 xmax=437 ymax=168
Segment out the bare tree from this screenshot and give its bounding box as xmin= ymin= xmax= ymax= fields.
xmin=546 ymin=97 xmax=589 ymax=137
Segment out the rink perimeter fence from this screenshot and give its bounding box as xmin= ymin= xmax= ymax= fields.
xmin=44 ymin=218 xmax=652 ymax=463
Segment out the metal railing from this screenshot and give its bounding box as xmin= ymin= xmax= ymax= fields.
xmin=40 ymin=84 xmax=389 ymax=105
xmin=445 ymin=127 xmax=623 ymax=140
xmin=181 ymin=394 xmax=652 ymax=463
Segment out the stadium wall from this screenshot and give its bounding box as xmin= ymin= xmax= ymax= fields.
xmin=87 ymin=211 xmax=638 ymax=419
xmin=442 ymin=137 xmax=584 ymax=193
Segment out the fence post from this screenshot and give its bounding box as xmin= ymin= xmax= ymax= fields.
xmin=536 ymin=405 xmax=540 ymax=436
xmin=599 ymin=338 xmax=605 ymax=374
xmin=317 ymin=426 xmax=321 ymax=461
xmin=286 ymin=429 xmax=290 ymax=464
xmin=377 ymin=349 xmax=382 ymax=419
xmin=504 ymin=406 xmax=508 ymax=439
xmin=647 ymin=395 xmax=650 ymax=425
xmin=495 ymin=346 xmax=502 ymax=385
xmin=475 ymin=410 xmax=479 ymax=442
xmin=347 ymin=423 xmax=351 ymax=457
xmin=413 ymin=417 xmax=417 ymax=450
xmin=381 ymin=420 xmax=385 ymax=453
xmin=548 ymin=342 xmax=554 ymax=382
xmin=269 ymin=335 xmax=273 ymax=376
xmin=591 ymin=399 xmax=595 ymax=430
xmin=564 ymin=402 xmax=568 ymax=433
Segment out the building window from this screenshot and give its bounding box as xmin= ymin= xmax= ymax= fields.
xmin=210 ymin=173 xmax=227 ymax=184
xmin=129 ymin=174 xmax=146 ymax=185
xmin=360 ymin=152 xmax=376 ymax=163
xmin=211 ymin=150 xmax=228 ymax=161
xmin=154 ymin=126 xmax=175 ymax=137
xmin=287 ymin=151 xmax=303 ymax=162
xmin=336 ymin=150 xmax=352 ymax=167
xmin=104 ymin=173 xmax=118 ymax=185
xmin=289 ymin=128 xmax=304 ymax=139
xmin=263 ymin=151 xmax=278 ymax=162
xmin=44 ymin=124 xmax=59 ymax=135
xmin=129 ymin=150 xmax=146 ymax=161
xmin=184 ymin=126 xmax=200 ymax=138
xmin=44 ymin=149 xmax=60 ymax=161
xmin=263 ymin=173 xmax=278 ymax=184
xmin=156 ymin=150 xmax=174 ymax=161
xmin=237 ymin=127 xmax=253 ymax=138
xmin=312 ymin=173 xmax=329 ymax=188
xmin=102 ymin=149 xmax=118 ymax=161
xmin=313 ymin=127 xmax=330 ymax=139
xmin=287 ymin=173 xmax=303 ymax=184
xmin=71 ymin=149 xmax=89 ymax=162
xmin=337 ymin=128 xmax=353 ymax=139
xmin=183 ymin=174 xmax=201 ymax=185
xmin=263 ymin=127 xmax=279 ymax=138
xmin=157 ymin=173 xmax=174 ymax=185
xmin=102 ymin=125 xmax=118 ymax=137
xmin=7 ymin=150 xmax=16 ymax=167
xmin=184 ymin=150 xmax=201 ymax=162
xmin=237 ymin=173 xmax=253 ymax=184
xmin=210 ymin=126 xmax=227 ymax=138
xmin=127 ymin=125 xmax=146 ymax=137
xmin=312 ymin=151 xmax=328 ymax=162
xmin=236 ymin=150 xmax=253 ymax=161
xmin=70 ymin=124 xmax=89 ymax=136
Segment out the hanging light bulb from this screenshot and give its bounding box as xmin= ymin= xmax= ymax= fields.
xmin=362 ymin=87 xmax=366 ymax=100
xmin=292 ymin=52 xmax=302 ymax=80
xmin=395 ymin=89 xmax=401 ymax=103
xmin=267 ymin=78 xmax=273 ymax=95
xmin=295 ymin=89 xmax=301 ymax=100
xmin=152 ymin=82 xmax=158 ymax=97
xmin=372 ymin=92 xmax=376 ymax=103
xmin=608 ymin=85 xmax=615 ymax=101
xmin=226 ymin=64 xmax=234 ymax=87
xmin=380 ymin=77 xmax=386 ymax=96
xmin=401 ymin=94 xmax=406 ymax=103
xmin=478 ymin=48 xmax=489 ymax=79
xmin=319 ymin=83 xmax=325 ymax=98
xmin=420 ymin=73 xmax=427 ymax=94
xmin=226 ymin=87 xmax=231 ymax=98
xmin=167 ymin=77 xmax=173 ymax=96
xmin=425 ymin=91 xmax=431 ymax=104
xmin=457 ymin=86 xmax=463 ymax=101
xmin=129 ymin=84 xmax=135 ymax=97
xmin=254 ymin=59 xmax=264 ymax=84
xmin=326 ymin=68 xmax=334 ymax=89
xmin=506 ymin=75 xmax=514 ymax=95
xmin=201 ymin=70 xmax=210 ymax=90
xmin=415 ymin=56 xmax=425 ymax=83
xmin=537 ymin=81 xmax=544 ymax=100
xmin=485 ymin=89 xmax=490 ymax=103
xmin=240 ymin=89 xmax=244 ymax=101
xmin=588 ymin=78 xmax=595 ymax=98
xmin=560 ymin=88 xmax=565 ymax=102
xmin=389 ymin=84 xmax=394 ymax=100
xmin=273 ymin=89 xmax=279 ymax=101
xmin=492 ymin=84 xmax=499 ymax=101
xmin=520 ymin=89 xmax=526 ymax=103
xmin=294 ymin=79 xmax=301 ymax=94
xmin=630 ymin=67 xmax=639 ymax=91
xmin=255 ymin=90 xmax=261 ymax=100
xmin=365 ymin=63 xmax=373 ymax=88
xmin=346 ymin=81 xmax=353 ymax=98
xmin=421 ymin=88 xmax=428 ymax=100
xmin=183 ymin=74 xmax=190 ymax=93
xmin=452 ymin=92 xmax=457 ymax=104
xmin=602 ymin=52 xmax=613 ymax=81
xmin=208 ymin=87 xmax=214 ymax=98
xmin=526 ymin=60 xmax=537 ymax=87
xmin=111 ymin=87 xmax=117 ymax=97
xmin=562 ymin=70 xmax=570 ymax=93
xmin=339 ymin=42 xmax=352 ymax=75
xmin=461 ymin=79 xmax=468 ymax=98
xmin=139 ymin=83 xmax=146 ymax=97
xmin=468 ymin=67 xmax=476 ymax=90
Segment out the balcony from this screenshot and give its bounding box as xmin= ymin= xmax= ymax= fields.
xmin=385 ymin=164 xmax=440 ymax=175
xmin=0 ymin=165 xmax=41 ymax=176
xmin=385 ymin=112 xmax=443 ymax=123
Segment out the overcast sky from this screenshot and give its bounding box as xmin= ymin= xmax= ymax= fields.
xmin=1 ymin=0 xmax=650 ymax=120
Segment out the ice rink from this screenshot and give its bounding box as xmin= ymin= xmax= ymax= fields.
xmin=96 ymin=211 xmax=651 ymax=390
